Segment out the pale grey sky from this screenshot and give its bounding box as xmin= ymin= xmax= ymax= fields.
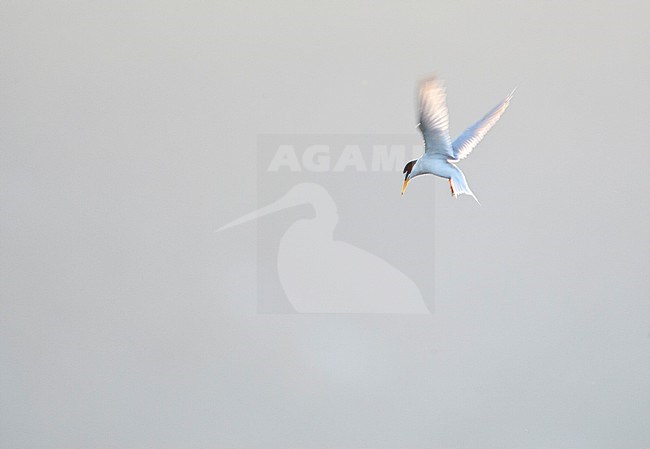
xmin=1 ymin=1 xmax=648 ymax=448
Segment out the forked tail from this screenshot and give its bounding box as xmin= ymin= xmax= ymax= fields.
xmin=450 ymin=166 xmax=480 ymax=204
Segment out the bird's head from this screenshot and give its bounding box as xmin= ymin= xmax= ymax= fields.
xmin=401 ymin=159 xmax=417 ymax=195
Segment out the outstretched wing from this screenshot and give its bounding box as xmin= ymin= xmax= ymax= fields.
xmin=417 ymin=76 xmax=454 ymax=159
xmin=451 ymin=89 xmax=515 ymax=161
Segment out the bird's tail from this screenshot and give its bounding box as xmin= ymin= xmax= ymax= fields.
xmin=450 ymin=167 xmax=480 ymax=204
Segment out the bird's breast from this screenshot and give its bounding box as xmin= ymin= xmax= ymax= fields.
xmin=415 ymin=157 xmax=456 ymax=179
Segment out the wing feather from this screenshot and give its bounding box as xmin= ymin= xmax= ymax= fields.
xmin=451 ymin=89 xmax=515 ymax=161
xmin=417 ymin=76 xmax=454 ymax=158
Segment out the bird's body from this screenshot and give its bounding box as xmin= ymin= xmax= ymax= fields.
xmin=410 ymin=155 xmax=475 ymax=198
xmin=401 ymin=75 xmax=515 ymax=202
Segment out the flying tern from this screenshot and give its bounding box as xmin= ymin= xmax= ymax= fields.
xmin=401 ymin=75 xmax=515 ymax=202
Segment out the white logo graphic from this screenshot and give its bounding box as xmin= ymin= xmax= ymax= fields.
xmin=218 ymin=182 xmax=428 ymax=314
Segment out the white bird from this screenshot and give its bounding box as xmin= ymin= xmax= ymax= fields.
xmin=401 ymin=75 xmax=515 ymax=202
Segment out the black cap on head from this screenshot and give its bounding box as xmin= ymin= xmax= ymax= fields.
xmin=403 ymin=160 xmax=417 ymax=179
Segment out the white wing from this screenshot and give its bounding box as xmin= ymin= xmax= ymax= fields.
xmin=417 ymin=76 xmax=454 ymax=159
xmin=451 ymin=88 xmax=515 ymax=161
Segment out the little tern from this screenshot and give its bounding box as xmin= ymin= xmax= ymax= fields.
xmin=402 ymin=75 xmax=515 ymax=202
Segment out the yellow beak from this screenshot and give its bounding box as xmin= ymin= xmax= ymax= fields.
xmin=401 ymin=179 xmax=409 ymax=195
